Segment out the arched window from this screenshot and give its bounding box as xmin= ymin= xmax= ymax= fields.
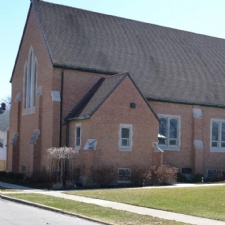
xmin=23 ymin=48 xmax=37 ymax=113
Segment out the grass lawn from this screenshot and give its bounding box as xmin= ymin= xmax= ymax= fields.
xmin=65 ymin=185 xmax=225 ymax=221
xmin=0 ymin=186 xmax=18 ymax=192
xmin=2 ymin=193 xmax=188 ymax=225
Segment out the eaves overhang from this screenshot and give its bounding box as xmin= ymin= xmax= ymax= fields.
xmin=65 ymin=115 xmax=91 ymax=122
xmin=53 ymin=63 xmax=118 ymax=75
xmin=147 ymin=97 xmax=225 ymax=109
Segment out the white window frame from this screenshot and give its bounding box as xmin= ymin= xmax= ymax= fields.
xmin=210 ymin=119 xmax=225 ymax=152
xmin=118 ymin=168 xmax=131 ymax=183
xmin=119 ymin=124 xmax=133 ymax=151
xmin=23 ymin=47 xmax=37 ymax=115
xmin=75 ymin=123 xmax=82 ymax=150
xmin=158 ymin=114 xmax=180 ymax=150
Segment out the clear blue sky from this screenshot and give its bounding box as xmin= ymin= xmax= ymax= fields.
xmin=1 ymin=0 xmax=225 ymax=101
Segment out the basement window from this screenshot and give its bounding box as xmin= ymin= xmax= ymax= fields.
xmin=118 ymin=168 xmax=131 ymax=183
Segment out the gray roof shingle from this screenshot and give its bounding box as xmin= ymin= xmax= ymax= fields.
xmin=33 ymin=1 xmax=225 ymax=106
xmin=66 ymin=73 xmax=158 ymax=120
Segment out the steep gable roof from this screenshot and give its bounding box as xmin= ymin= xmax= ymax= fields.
xmin=66 ymin=73 xmax=158 ymax=121
xmin=30 ymin=1 xmax=225 ymax=106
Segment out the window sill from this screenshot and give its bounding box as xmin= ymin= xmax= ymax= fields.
xmin=75 ymin=146 xmax=81 ymax=151
xmin=22 ymin=107 xmax=35 ymax=115
xmin=210 ymin=148 xmax=225 ymax=153
xmin=119 ymin=148 xmax=132 ymax=151
xmin=158 ymin=145 xmax=180 ymax=151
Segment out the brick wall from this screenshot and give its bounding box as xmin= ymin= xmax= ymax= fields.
xmin=69 ymin=76 xmax=159 ymax=184
xmin=150 ymin=101 xmax=225 ymax=177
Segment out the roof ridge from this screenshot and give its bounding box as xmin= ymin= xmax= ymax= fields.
xmin=65 ymin=77 xmax=105 ymax=120
xmin=32 ymin=1 xmax=224 ymax=41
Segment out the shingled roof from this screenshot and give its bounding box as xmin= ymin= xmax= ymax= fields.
xmin=66 ymin=73 xmax=158 ymax=121
xmin=31 ymin=1 xmax=225 ymax=106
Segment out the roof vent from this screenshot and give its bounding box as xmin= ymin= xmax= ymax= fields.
xmin=130 ymin=103 xmax=136 ymax=108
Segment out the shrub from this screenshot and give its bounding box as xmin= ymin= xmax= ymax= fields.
xmin=5 ymin=172 xmax=15 ymax=179
xmin=192 ymin=174 xmax=203 ymax=183
xmin=13 ymin=173 xmax=24 ymax=180
xmin=147 ymin=164 xmax=177 ymax=185
xmin=131 ymin=167 xmax=149 ymax=187
xmin=211 ymin=172 xmax=225 ymax=182
xmin=0 ymin=171 xmax=7 ymax=178
xmin=177 ymin=172 xmax=188 ymax=183
xmin=92 ymin=165 xmax=117 ymax=187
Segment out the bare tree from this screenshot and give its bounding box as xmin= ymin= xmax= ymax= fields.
xmin=46 ymin=147 xmax=79 ymax=189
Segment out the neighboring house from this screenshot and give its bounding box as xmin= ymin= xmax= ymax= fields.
xmin=7 ymin=0 xmax=225 ymax=184
xmin=0 ymin=104 xmax=9 ymax=171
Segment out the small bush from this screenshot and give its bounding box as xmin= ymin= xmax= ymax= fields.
xmin=147 ymin=164 xmax=177 ymax=186
xmin=177 ymin=172 xmax=188 ymax=183
xmin=13 ymin=173 xmax=24 ymax=180
xmin=211 ymin=172 xmax=225 ymax=182
xmin=0 ymin=171 xmax=7 ymax=178
xmin=5 ymin=172 xmax=15 ymax=179
xmin=192 ymin=174 xmax=203 ymax=183
xmin=131 ymin=167 xmax=149 ymax=187
xmin=92 ymin=165 xmax=117 ymax=187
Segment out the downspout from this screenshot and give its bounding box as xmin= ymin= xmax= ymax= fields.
xmin=66 ymin=120 xmax=70 ymax=147
xmin=59 ymin=69 xmax=64 ymax=147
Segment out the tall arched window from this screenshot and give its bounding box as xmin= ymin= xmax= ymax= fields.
xmin=23 ymin=48 xmax=37 ymax=113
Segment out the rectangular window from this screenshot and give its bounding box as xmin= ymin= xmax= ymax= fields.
xmin=75 ymin=124 xmax=81 ymax=150
xmin=0 ymin=139 xmax=3 ymax=148
xmin=118 ymin=168 xmax=131 ymax=183
xmin=211 ymin=119 xmax=225 ymax=151
xmin=207 ymin=169 xmax=217 ymax=178
xmin=158 ymin=115 xmax=180 ymax=150
xmin=21 ymin=165 xmax=27 ymax=174
xmin=119 ymin=124 xmax=132 ymax=151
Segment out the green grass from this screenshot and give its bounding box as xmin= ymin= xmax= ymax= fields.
xmin=0 ymin=186 xmax=17 ymax=192
xmin=2 ymin=193 xmax=188 ymax=225
xmin=65 ymin=185 xmax=225 ymax=221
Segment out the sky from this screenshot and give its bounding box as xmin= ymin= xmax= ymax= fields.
xmin=1 ymin=0 xmax=225 ymax=101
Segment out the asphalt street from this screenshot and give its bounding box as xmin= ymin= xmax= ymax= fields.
xmin=0 ymin=198 xmax=103 ymax=225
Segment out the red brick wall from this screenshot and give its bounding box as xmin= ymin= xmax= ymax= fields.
xmin=8 ymin=8 xmax=54 ymax=174
xmin=150 ymin=101 xmax=225 ymax=177
xmin=69 ymin=76 xmax=159 ymax=184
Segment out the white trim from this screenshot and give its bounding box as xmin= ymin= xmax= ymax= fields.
xmin=158 ymin=114 xmax=181 ymax=151
xmin=75 ymin=123 xmax=82 ymax=150
xmin=118 ymin=124 xmax=133 ymax=151
xmin=210 ymin=119 xmax=225 ymax=152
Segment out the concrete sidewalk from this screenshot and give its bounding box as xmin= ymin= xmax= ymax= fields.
xmin=1 ymin=181 xmax=225 ymax=225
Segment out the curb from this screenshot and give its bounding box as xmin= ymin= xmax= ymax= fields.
xmin=0 ymin=194 xmax=115 ymax=225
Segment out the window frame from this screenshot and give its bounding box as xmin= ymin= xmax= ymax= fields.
xmin=210 ymin=119 xmax=225 ymax=152
xmin=207 ymin=168 xmax=217 ymax=178
xmin=117 ymin=168 xmax=131 ymax=183
xmin=119 ymin=124 xmax=133 ymax=151
xmin=75 ymin=123 xmax=82 ymax=150
xmin=158 ymin=114 xmax=180 ymax=150
xmin=23 ymin=47 xmax=37 ymax=115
